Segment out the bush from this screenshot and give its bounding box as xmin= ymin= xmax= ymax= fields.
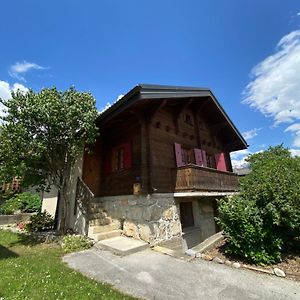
xmin=218 ymin=145 xmax=300 ymax=264
xmin=218 ymin=196 xmax=282 ymax=264
xmin=25 ymin=211 xmax=54 ymax=232
xmin=0 ymin=192 xmax=42 ymax=215
xmin=61 ymin=235 xmax=93 ymax=253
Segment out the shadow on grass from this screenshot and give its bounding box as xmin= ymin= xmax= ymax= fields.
xmin=0 ymin=244 xmax=19 ymax=259
xmin=7 ymin=232 xmax=44 ymax=248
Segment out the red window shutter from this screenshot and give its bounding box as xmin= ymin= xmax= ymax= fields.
xmin=174 ymin=143 xmax=184 ymax=167
xmin=201 ymin=149 xmax=208 ymax=167
xmin=215 ymin=152 xmax=227 ymax=171
xmin=123 ymin=142 xmax=132 ymax=169
xmin=104 ymin=151 xmax=112 ymax=174
xmin=194 ymin=148 xmax=204 ymax=166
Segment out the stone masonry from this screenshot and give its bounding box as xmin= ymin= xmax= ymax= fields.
xmin=94 ymin=193 xmax=182 ymax=245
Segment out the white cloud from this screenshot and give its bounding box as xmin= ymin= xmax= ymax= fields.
xmin=230 ymin=149 xmax=250 ymax=160
xmin=231 ymin=149 xmax=251 ymax=169
xmin=99 ymin=102 xmax=112 ymax=114
xmin=116 ymin=94 xmax=124 ymax=101
xmin=0 ymin=81 xmax=11 ymax=101
xmin=98 ymin=94 xmax=124 ymax=114
xmin=243 ymin=30 xmax=300 ymax=146
xmin=290 ymin=148 xmax=300 ymax=156
xmin=297 ymin=12 xmax=300 ymax=16
xmin=284 ymin=123 xmax=300 ymax=147
xmin=242 ymin=128 xmax=261 ymax=141
xmin=9 ymin=61 xmax=45 ymax=81
xmin=231 ymin=157 xmax=249 ymax=169
xmin=0 ymin=80 xmax=28 ymax=120
xmin=231 ymin=147 xmax=300 ymax=169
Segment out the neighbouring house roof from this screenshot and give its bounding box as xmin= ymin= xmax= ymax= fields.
xmin=233 ymin=167 xmax=251 ymax=176
xmin=97 ymin=84 xmax=248 ymax=152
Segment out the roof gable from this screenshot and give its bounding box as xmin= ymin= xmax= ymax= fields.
xmin=97 ymin=84 xmax=248 ymax=151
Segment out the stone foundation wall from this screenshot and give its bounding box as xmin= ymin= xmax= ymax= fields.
xmin=96 ymin=193 xmax=182 ymax=244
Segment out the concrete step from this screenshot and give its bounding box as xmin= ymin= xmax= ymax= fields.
xmin=89 ymin=207 xmax=105 ymax=214
xmin=89 ymin=218 xmax=112 ymax=227
xmin=89 ymin=212 xmax=108 ymax=221
xmin=95 ymin=230 xmax=122 ymax=241
xmin=95 ymin=236 xmax=149 ymax=256
xmin=89 ymin=221 xmax=121 ymax=234
xmin=89 ymin=202 xmax=104 ymax=209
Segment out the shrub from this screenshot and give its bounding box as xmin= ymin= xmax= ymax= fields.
xmin=0 ymin=192 xmax=41 ymax=215
xmin=218 ymin=196 xmax=282 ymax=264
xmin=61 ymin=235 xmax=93 ymax=253
xmin=25 ymin=211 xmax=54 ymax=232
xmin=218 ymin=145 xmax=300 ymax=264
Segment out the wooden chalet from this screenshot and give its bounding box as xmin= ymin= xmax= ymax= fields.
xmin=73 ymin=84 xmax=247 ymax=250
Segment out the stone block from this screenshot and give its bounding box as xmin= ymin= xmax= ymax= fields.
xmin=151 ymin=206 xmax=163 ymax=221
xmin=142 ymin=208 xmax=152 ymax=222
xmin=128 ymin=199 xmax=137 ymax=206
xmin=162 ymin=208 xmax=173 ymax=220
xmin=123 ymin=220 xmax=140 ymax=240
xmin=121 ymin=199 xmax=128 ymax=206
xmin=213 ymin=257 xmax=224 ymax=264
xmin=126 ymin=206 xmax=143 ymax=221
xmin=274 ymin=268 xmax=285 ymax=277
xmin=169 ymin=221 xmax=182 ymax=236
xmin=138 ymin=224 xmax=151 ymax=242
xmin=137 ymin=195 xmax=156 ymax=206
xmin=158 ymin=222 xmax=168 ymax=239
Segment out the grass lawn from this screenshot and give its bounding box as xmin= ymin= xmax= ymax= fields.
xmin=0 ymin=230 xmax=136 ymax=300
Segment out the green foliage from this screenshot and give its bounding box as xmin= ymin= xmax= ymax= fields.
xmin=218 ymin=197 xmax=282 ymax=264
xmin=0 ymin=87 xmax=98 ymax=231
xmin=25 ymin=211 xmax=54 ymax=232
xmin=0 ymin=192 xmax=41 ymax=215
xmin=218 ymin=145 xmax=300 ymax=264
xmin=61 ymin=234 xmax=93 ymax=253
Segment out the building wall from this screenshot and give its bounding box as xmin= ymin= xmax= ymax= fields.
xmin=149 ymin=105 xmax=231 ymax=193
xmin=96 ymin=193 xmax=182 ymax=244
xmin=41 ymin=186 xmax=58 ymax=217
xmin=82 ymin=116 xmax=141 ymax=197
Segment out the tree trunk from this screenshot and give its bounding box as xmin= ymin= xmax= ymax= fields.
xmin=58 ymin=162 xmax=72 ymax=234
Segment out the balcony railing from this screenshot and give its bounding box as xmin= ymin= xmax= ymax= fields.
xmin=175 ymin=164 xmax=239 ymax=192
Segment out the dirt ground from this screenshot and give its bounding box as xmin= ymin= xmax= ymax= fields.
xmin=204 ymin=239 xmax=300 ymax=282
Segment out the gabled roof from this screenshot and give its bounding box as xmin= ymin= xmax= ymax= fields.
xmin=97 ymin=84 xmax=248 ymax=151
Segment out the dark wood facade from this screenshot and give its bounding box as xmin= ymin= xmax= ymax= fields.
xmin=82 ymin=85 xmax=247 ymax=196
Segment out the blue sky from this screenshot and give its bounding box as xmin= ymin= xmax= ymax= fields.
xmin=1 ymin=0 xmax=300 ymax=168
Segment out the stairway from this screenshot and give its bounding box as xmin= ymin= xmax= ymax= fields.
xmin=88 ymin=200 xmax=122 ymax=241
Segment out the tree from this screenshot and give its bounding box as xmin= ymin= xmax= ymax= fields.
xmin=0 ymin=87 xmax=98 ymax=232
xmin=218 ymin=145 xmax=300 ymax=264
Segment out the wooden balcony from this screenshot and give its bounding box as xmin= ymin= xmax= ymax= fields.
xmin=175 ymin=164 xmax=239 ymax=193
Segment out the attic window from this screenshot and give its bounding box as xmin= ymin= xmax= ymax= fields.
xmin=184 ymin=114 xmax=193 ymax=126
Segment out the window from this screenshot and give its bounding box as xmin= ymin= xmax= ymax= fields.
xmin=181 ymin=148 xmax=194 ymax=165
xmin=206 ymin=153 xmax=216 ymax=169
xmin=184 ymin=113 xmax=193 ymax=126
xmin=112 ymin=147 xmax=124 ymax=171
xmin=104 ymin=142 xmax=132 ymax=174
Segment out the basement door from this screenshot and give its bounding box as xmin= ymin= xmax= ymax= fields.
xmin=179 ymin=201 xmax=194 ymax=229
